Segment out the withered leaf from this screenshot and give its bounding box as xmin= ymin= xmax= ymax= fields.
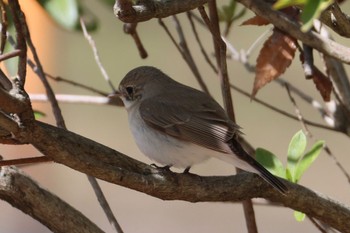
xmin=241 ymin=15 xmax=270 ymax=26
xmin=312 ymin=67 xmax=333 ymax=102
xmin=252 ymin=29 xmax=297 ymax=97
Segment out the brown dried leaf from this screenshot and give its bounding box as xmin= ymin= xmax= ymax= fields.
xmin=312 ymin=68 xmax=333 ymax=102
xmin=241 ymin=15 xmax=270 ymax=26
xmin=252 ymin=29 xmax=297 ymax=97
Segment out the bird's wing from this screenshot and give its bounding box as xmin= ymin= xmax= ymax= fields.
xmin=139 ymin=94 xmax=240 ymax=154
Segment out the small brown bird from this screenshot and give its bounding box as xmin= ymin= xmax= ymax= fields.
xmin=115 ymin=66 xmax=287 ymax=194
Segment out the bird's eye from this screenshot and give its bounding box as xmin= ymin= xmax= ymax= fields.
xmin=125 ymin=86 xmax=134 ymax=96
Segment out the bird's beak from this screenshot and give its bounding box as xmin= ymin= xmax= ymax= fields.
xmin=108 ymin=91 xmax=122 ymax=99
xmin=108 ymin=91 xmax=124 ymax=106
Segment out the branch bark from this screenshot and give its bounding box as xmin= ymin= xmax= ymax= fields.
xmin=113 ymin=0 xmax=350 ymax=65
xmin=0 ymin=166 xmax=104 ymax=233
xmin=8 ymin=120 xmax=348 ymax=233
xmin=236 ymin=0 xmax=350 ymax=64
xmin=114 ymin=0 xmax=208 ymax=23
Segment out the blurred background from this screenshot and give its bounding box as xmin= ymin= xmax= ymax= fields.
xmin=1 ymin=0 xmax=350 ymax=232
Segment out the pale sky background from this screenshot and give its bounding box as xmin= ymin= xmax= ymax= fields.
xmin=1 ymin=0 xmax=350 ymax=232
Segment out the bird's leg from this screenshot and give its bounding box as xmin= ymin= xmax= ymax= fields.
xmin=150 ymin=163 xmax=172 ymax=171
xmin=183 ymin=166 xmax=191 ymax=174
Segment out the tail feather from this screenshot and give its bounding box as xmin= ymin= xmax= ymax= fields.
xmin=229 ymin=139 xmax=288 ymax=194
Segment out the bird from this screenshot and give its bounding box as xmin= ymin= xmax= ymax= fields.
xmin=114 ymin=66 xmax=288 ymax=194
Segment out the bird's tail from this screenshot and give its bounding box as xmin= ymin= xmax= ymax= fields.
xmin=223 ymin=138 xmax=288 ymax=194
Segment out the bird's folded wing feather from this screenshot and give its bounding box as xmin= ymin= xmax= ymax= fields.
xmin=139 ymin=95 xmax=240 ymax=154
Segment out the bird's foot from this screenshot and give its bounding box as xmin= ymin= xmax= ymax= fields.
xmin=183 ymin=166 xmax=192 ymax=174
xmin=150 ymin=163 xmax=172 ymax=172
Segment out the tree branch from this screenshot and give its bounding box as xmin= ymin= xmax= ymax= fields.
xmin=236 ymin=0 xmax=350 ymax=64
xmin=320 ymin=2 xmax=350 ymax=38
xmin=114 ymin=0 xmax=208 ymax=23
xmin=0 ymin=166 xmax=104 ymax=233
xmin=12 ymin=120 xmax=349 ymax=233
xmin=114 ymin=0 xmax=350 ymax=65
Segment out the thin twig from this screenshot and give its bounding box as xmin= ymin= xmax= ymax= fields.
xmin=200 ymin=2 xmax=257 ymax=233
xmin=172 ymin=15 xmax=209 ymax=94
xmin=123 ymin=23 xmax=148 ymax=58
xmin=10 ymin=8 xmax=122 ymax=233
xmin=79 ymin=18 xmax=124 ymax=233
xmin=0 ymin=0 xmax=8 ymax=54
xmin=198 ymin=4 xmax=234 ymax=118
xmin=0 ymin=156 xmax=51 ymax=167
xmin=307 ymin=216 xmax=329 ymax=233
xmin=276 ymin=78 xmax=334 ymax=127
xmin=8 ymin=0 xmax=26 ymax=87
xmin=285 ymin=84 xmax=350 ymax=183
xmin=285 ymin=84 xmax=311 ymax=135
xmin=158 ymin=17 xmax=210 ymax=94
xmin=236 ymin=0 xmax=350 ymax=65
xmin=45 ymin=72 xmax=109 ymax=96
xmin=87 ymin=176 xmax=124 ymax=233
xmin=29 ymin=94 xmax=123 ymax=106
xmin=11 ymin=8 xmax=67 ymax=127
xmin=0 ymin=49 xmax=21 ymax=62
xmin=80 ymin=18 xmax=116 ymax=92
xmin=230 ymin=84 xmax=337 ymax=131
xmin=186 ymin=12 xmax=218 ymax=74
xmin=323 ymin=143 xmax=350 ymax=183
xmin=0 ymin=69 xmax=12 ymax=90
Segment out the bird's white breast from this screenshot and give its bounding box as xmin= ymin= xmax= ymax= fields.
xmin=127 ymin=105 xmax=211 ymax=168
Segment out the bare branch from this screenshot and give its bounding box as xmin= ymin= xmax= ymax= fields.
xmin=158 ymin=18 xmax=209 ymax=94
xmin=187 ymin=12 xmax=218 ymax=74
xmin=0 ymin=156 xmax=51 ymax=167
xmin=19 ymin=120 xmax=350 ymax=233
xmin=87 ymin=176 xmax=124 ymax=233
xmin=285 ymin=84 xmax=311 ymax=135
xmin=29 ymin=94 xmax=123 ymax=106
xmin=7 ymin=0 xmax=26 ymax=86
xmin=123 ymin=23 xmax=148 ymax=58
xmin=0 ymin=49 xmax=21 ymax=62
xmin=114 ymin=0 xmax=208 ymax=23
xmin=0 ymin=0 xmax=8 ymax=54
xmin=236 ymin=0 xmax=350 ymax=64
xmin=80 ymin=18 xmax=116 ymax=93
xmin=201 ymin=2 xmax=256 ymax=232
xmin=172 ymin=15 xmax=209 ymax=94
xmin=320 ymin=2 xmax=350 ymax=38
xmin=230 ymin=84 xmax=337 ymax=131
xmin=44 ymin=72 xmax=109 ymax=96
xmin=0 ymin=166 xmax=104 ymax=233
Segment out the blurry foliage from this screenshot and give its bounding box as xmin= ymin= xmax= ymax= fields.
xmin=256 ymin=130 xmax=324 ymax=221
xmin=273 ymin=0 xmax=334 ymax=31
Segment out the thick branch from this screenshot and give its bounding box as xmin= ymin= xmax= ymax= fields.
xmin=236 ymin=0 xmax=350 ymax=64
xmin=18 ymin=120 xmax=350 ymax=233
xmin=114 ymin=0 xmax=350 ymax=64
xmin=114 ymin=0 xmax=208 ymax=23
xmin=320 ymin=2 xmax=350 ymax=38
xmin=0 ymin=166 xmax=104 ymax=233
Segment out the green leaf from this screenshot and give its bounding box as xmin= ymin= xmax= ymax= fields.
xmin=232 ymin=7 xmax=247 ymax=22
xmin=294 ymin=140 xmax=324 ymax=182
xmin=218 ymin=0 xmax=236 ymax=22
xmin=294 ymin=211 xmax=306 ymax=221
xmin=100 ymin=0 xmax=115 ymax=6
xmin=273 ymin=0 xmax=306 ymax=9
xmin=300 ymin=0 xmax=334 ymax=32
xmin=287 ymin=130 xmax=307 ymax=179
xmin=34 ymin=110 xmax=46 ymax=119
xmin=287 ymin=130 xmax=307 ymax=177
xmin=39 ymin=0 xmax=79 ymax=30
xmin=285 ymin=168 xmax=294 ymax=182
xmin=256 ymin=148 xmax=285 ymax=178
